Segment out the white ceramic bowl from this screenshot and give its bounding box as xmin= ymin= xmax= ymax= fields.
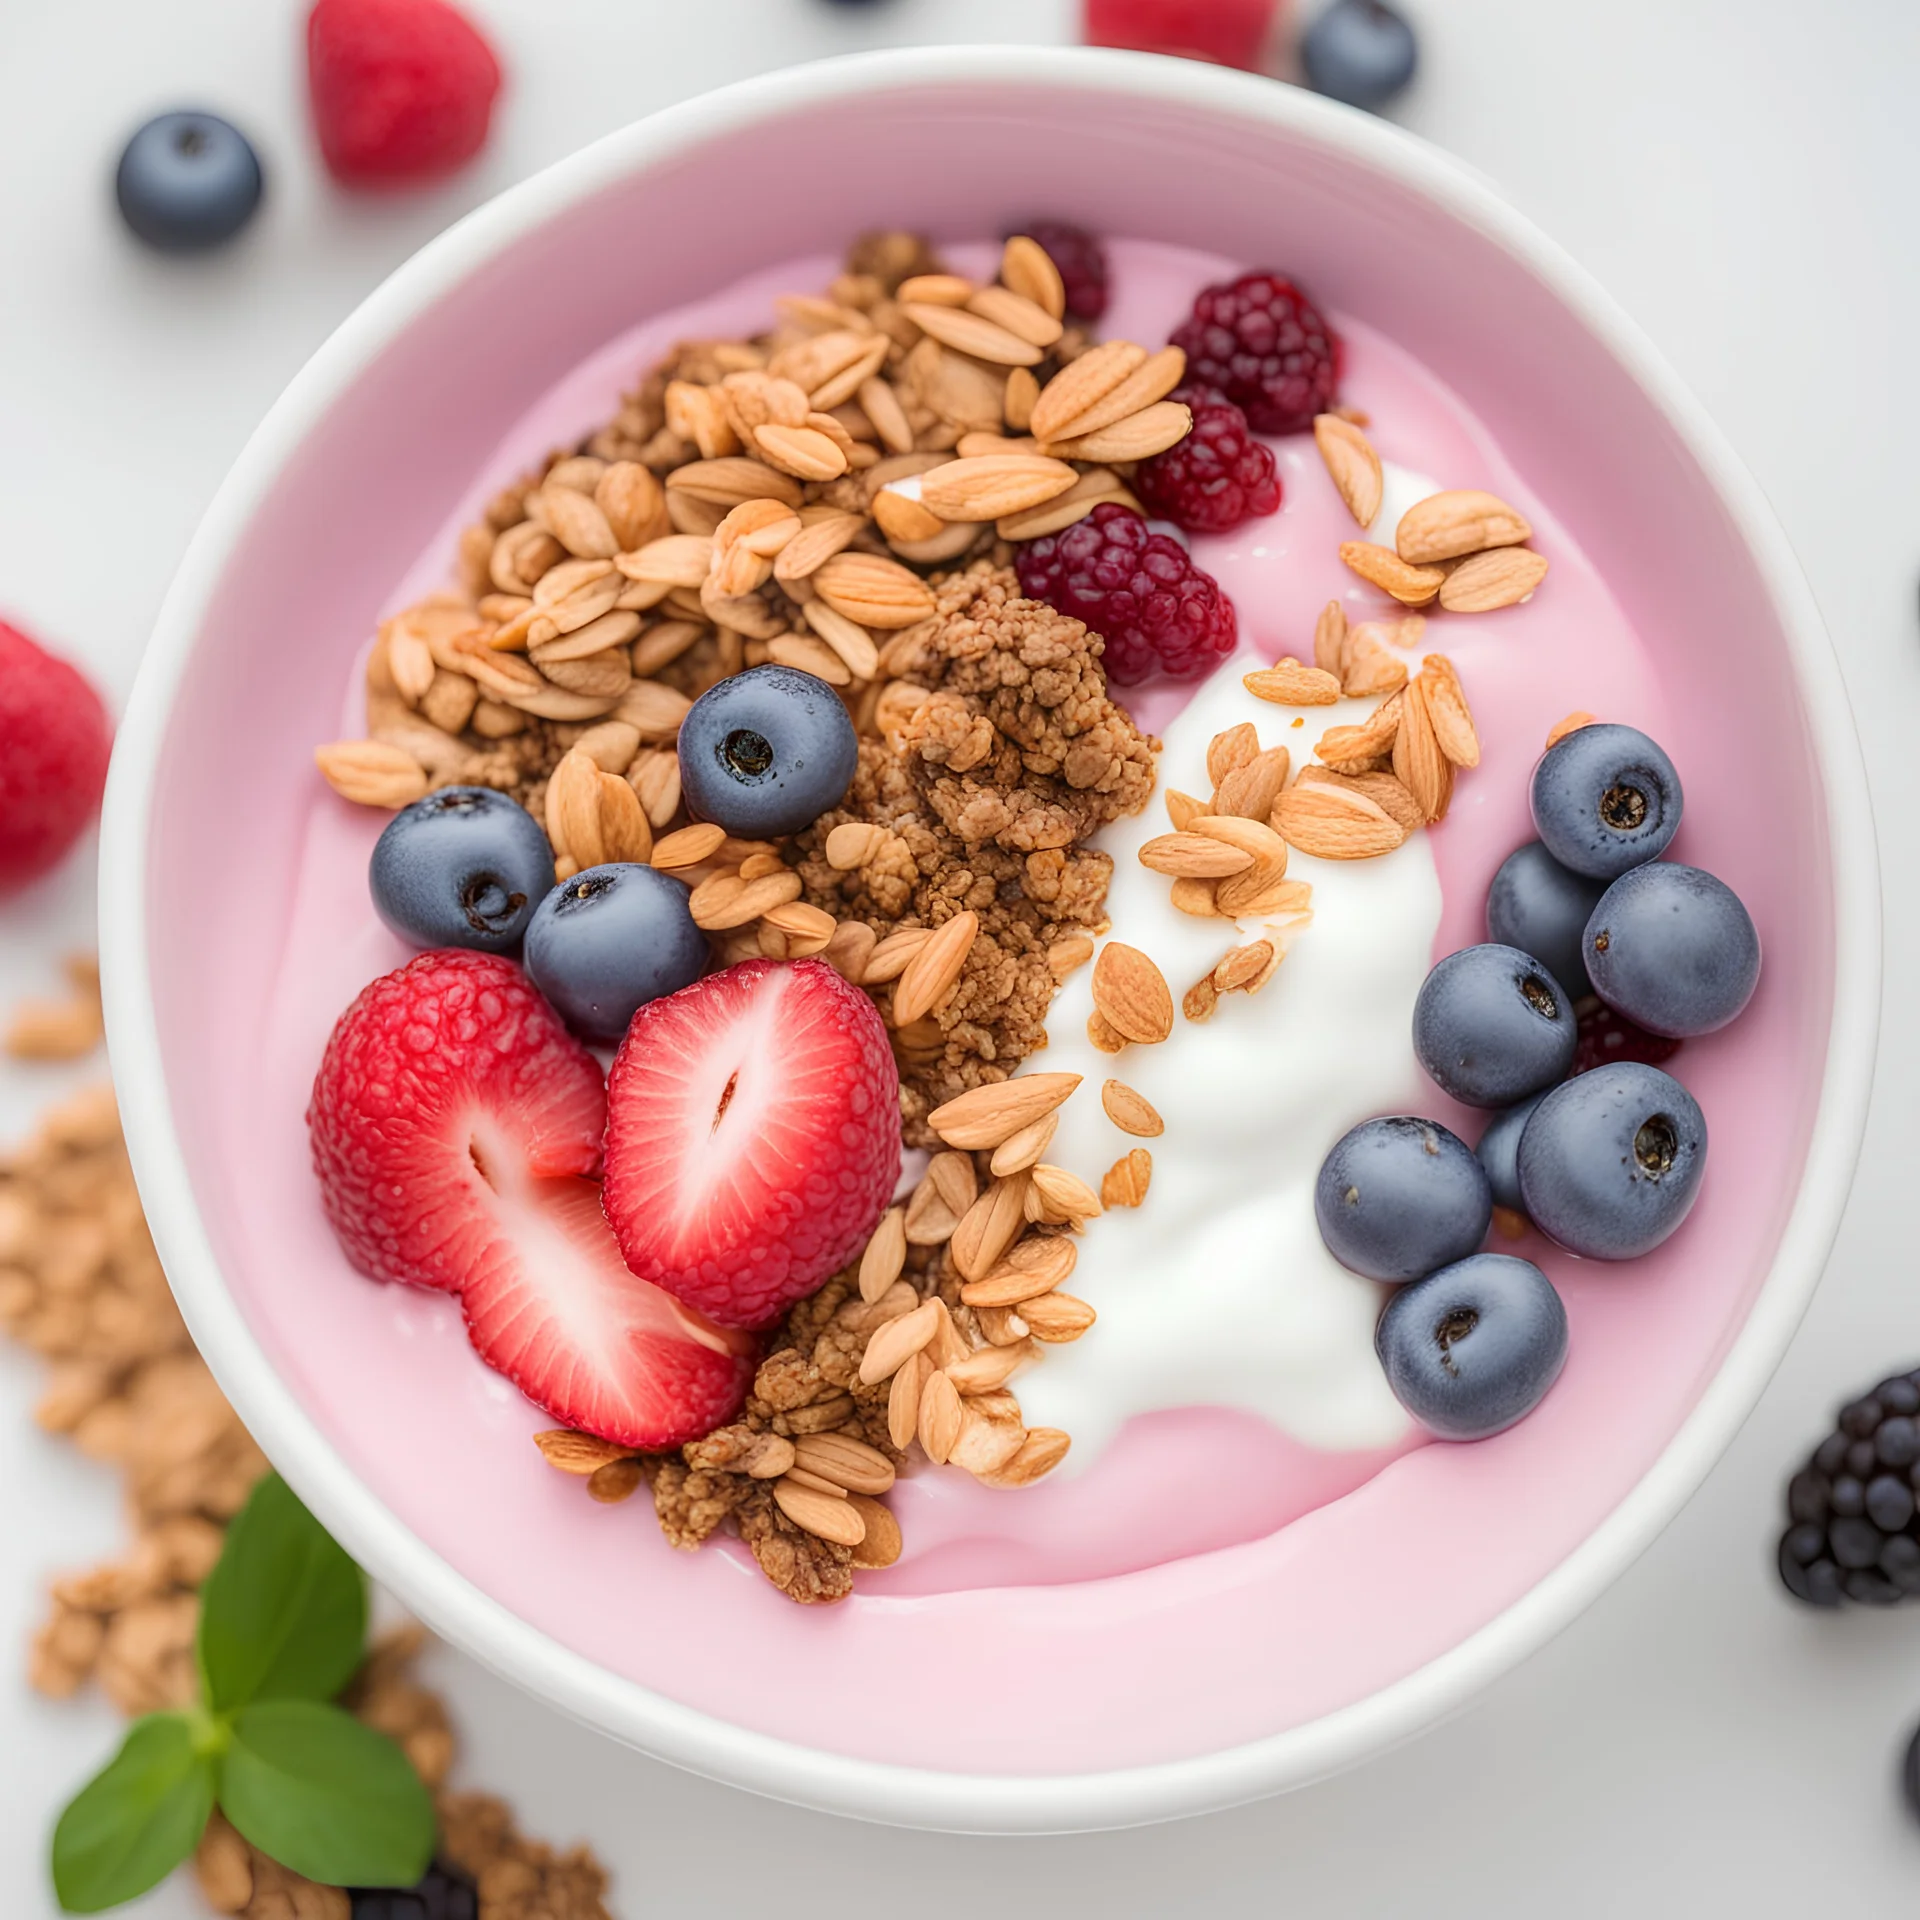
xmin=101 ymin=47 xmax=1878 ymax=1832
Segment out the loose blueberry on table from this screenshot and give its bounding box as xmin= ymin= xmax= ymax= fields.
xmin=114 ymin=110 xmax=263 ymax=253
xmin=521 ymin=860 xmax=707 ymax=1044
xmin=1412 ymin=941 xmax=1578 ymax=1109
xmin=676 ymin=662 xmax=859 ymax=838
xmin=1375 ymin=1253 xmax=1568 ymax=1442
xmin=1516 ymin=1061 xmax=1707 ymax=1260
xmin=1315 ymin=1116 xmax=1492 ymax=1283
xmin=1300 ymin=0 xmax=1420 ymax=112
xmin=369 ymin=785 xmax=554 ymax=954
xmin=1530 ymin=721 xmax=1684 ymax=878
xmin=1582 ymin=860 xmax=1762 ymax=1038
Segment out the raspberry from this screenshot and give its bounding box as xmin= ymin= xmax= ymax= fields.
xmin=1015 ymin=504 xmax=1237 ymax=686
xmin=1170 ymin=272 xmax=1339 ymax=435
xmin=1572 ymin=1000 xmax=1682 ymax=1076
xmin=1012 ymin=220 xmax=1109 ymax=321
xmin=1084 ymin=0 xmax=1277 ymax=71
xmin=0 ymin=619 xmax=112 ymax=896
xmin=1134 ymin=389 xmax=1282 ymax=533
xmin=307 ymin=0 xmax=503 ymax=188
xmin=1779 ymin=1371 xmax=1920 ymax=1607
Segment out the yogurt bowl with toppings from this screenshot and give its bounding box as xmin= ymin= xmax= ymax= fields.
xmin=101 ymin=46 xmax=1877 ymax=1831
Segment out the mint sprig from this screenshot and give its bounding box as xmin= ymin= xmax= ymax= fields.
xmin=49 ymin=1473 xmax=435 ymax=1913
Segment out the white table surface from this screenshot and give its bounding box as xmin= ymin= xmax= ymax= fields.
xmin=3 ymin=0 xmax=1917 ymax=1910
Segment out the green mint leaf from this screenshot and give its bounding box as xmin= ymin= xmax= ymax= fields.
xmin=197 ymin=1472 xmax=366 ymax=1713
xmin=51 ymin=1712 xmax=216 ymax=1914
xmin=217 ymin=1698 xmax=434 ymax=1890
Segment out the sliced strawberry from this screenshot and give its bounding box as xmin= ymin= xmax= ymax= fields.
xmin=308 ymin=950 xmax=606 ymax=1292
xmin=602 ymin=959 xmax=901 ymax=1331
xmin=460 ymin=1175 xmax=754 ymax=1450
xmin=309 ymin=950 xmax=753 ymax=1446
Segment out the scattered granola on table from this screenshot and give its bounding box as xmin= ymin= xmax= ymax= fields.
xmin=2 ymin=1048 xmax=613 ymax=1919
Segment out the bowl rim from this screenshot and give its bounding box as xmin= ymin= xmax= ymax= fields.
xmin=98 ymin=44 xmax=1881 ymax=1833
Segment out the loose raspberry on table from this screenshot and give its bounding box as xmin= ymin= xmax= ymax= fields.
xmin=1012 ymin=220 xmax=1109 ymax=321
xmin=0 ymin=618 xmax=112 ymax=896
xmin=1015 ymin=503 xmax=1237 ymax=685
xmin=1169 ymin=271 xmax=1339 ymax=435
xmin=1134 ymin=387 xmax=1282 ymax=533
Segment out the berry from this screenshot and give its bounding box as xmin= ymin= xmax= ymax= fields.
xmin=1485 ymin=840 xmax=1606 ymax=998
xmin=1009 ymin=221 xmax=1109 ymax=321
xmin=1082 ymin=0 xmax=1276 ymax=74
xmin=1301 ymin=0 xmax=1420 ymax=111
xmin=677 ymin=664 xmax=859 ymax=839
xmin=1474 ymin=1091 xmax=1549 ymax=1217
xmin=307 ymin=0 xmax=503 ymax=188
xmin=114 ymin=112 xmax=263 ymax=253
xmin=1014 ymin=502 xmax=1237 ymax=685
xmin=1314 ymin=1117 xmax=1491 ymax=1283
xmin=307 ymin=951 xmax=751 ymax=1447
xmin=1777 ymin=1370 xmax=1920 ymax=1609
xmin=1133 ymin=391 xmax=1282 ymax=533
xmin=350 ymin=1860 xmax=477 ymax=1920
xmin=1412 ymin=943 xmax=1577 ymax=1109
xmin=522 ymin=863 xmax=707 ymax=1045
xmin=1169 ymin=272 xmax=1339 ymax=435
xmin=1529 ymin=722 xmax=1683 ymax=880
xmin=1583 ymin=862 xmax=1761 ymax=1039
xmin=0 ymin=619 xmax=112 ymax=896
xmin=1516 ymin=1061 xmax=1706 ymax=1260
xmin=602 ymin=959 xmax=901 ymax=1331
xmin=1375 ymin=1253 xmax=1568 ymax=1441
xmin=1573 ymin=999 xmax=1682 ymax=1076
xmin=369 ymin=786 xmax=553 ymax=955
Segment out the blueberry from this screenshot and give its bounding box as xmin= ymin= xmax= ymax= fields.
xmin=1529 ymin=723 xmax=1683 ymax=879
xmin=1474 ymin=1091 xmax=1549 ymax=1215
xmin=1516 ymin=1062 xmax=1707 ymax=1259
xmin=677 ymin=664 xmax=858 ymax=839
xmin=1583 ymin=861 xmax=1760 ymax=1038
xmin=369 ymin=787 xmax=554 ymax=954
xmin=1412 ymin=943 xmax=1577 ymax=1108
xmin=1314 ymin=1117 xmax=1491 ymax=1283
xmin=1374 ymin=1253 xmax=1568 ymax=1440
xmin=523 ymin=864 xmax=707 ymax=1044
xmin=1485 ymin=841 xmax=1606 ymax=996
xmin=1301 ymin=0 xmax=1419 ymax=111
xmin=115 ymin=111 xmax=263 ymax=253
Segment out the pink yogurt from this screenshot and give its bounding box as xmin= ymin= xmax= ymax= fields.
xmin=241 ymin=241 xmax=1801 ymax=1773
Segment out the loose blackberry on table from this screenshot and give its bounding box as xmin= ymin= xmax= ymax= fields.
xmin=1779 ymin=1372 xmax=1920 ymax=1606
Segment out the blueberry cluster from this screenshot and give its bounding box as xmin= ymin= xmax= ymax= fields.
xmin=1779 ymin=1372 xmax=1920 ymax=1607
xmin=365 ymin=665 xmax=856 ymax=1046
xmin=1316 ymin=723 xmax=1762 ymax=1442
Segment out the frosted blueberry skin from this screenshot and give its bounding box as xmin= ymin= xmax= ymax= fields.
xmin=115 ymin=111 xmax=263 ymax=253
xmin=1314 ymin=1117 xmax=1491 ymax=1284
xmin=369 ymin=786 xmax=554 ymax=954
xmin=1486 ymin=841 xmax=1607 ymax=996
xmin=1302 ymin=0 xmax=1419 ymax=112
xmin=1584 ymin=862 xmax=1761 ymax=1038
xmin=1375 ymin=1253 xmax=1568 ymax=1441
xmin=523 ymin=863 xmax=707 ymax=1045
xmin=1475 ymin=1091 xmax=1550 ymax=1216
xmin=1517 ymin=1061 xmax=1708 ymax=1260
xmin=1529 ymin=723 xmax=1683 ymax=879
xmin=1412 ymin=943 xmax=1577 ymax=1109
xmin=677 ymin=664 xmax=858 ymax=839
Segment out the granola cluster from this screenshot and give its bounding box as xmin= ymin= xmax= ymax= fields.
xmin=1 ymin=1045 xmax=612 ymax=1919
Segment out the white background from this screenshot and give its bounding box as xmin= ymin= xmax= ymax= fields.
xmin=1 ymin=0 xmax=1917 ymax=1911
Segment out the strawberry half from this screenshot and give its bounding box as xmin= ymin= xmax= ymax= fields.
xmin=309 ymin=951 xmax=752 ymax=1447
xmin=602 ymin=959 xmax=902 ymax=1331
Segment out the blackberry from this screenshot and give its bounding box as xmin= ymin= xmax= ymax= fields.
xmin=1009 ymin=220 xmax=1108 ymax=320
xmin=1778 ymin=1370 xmax=1920 ymax=1606
xmin=350 ymin=1860 xmax=477 ymax=1920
